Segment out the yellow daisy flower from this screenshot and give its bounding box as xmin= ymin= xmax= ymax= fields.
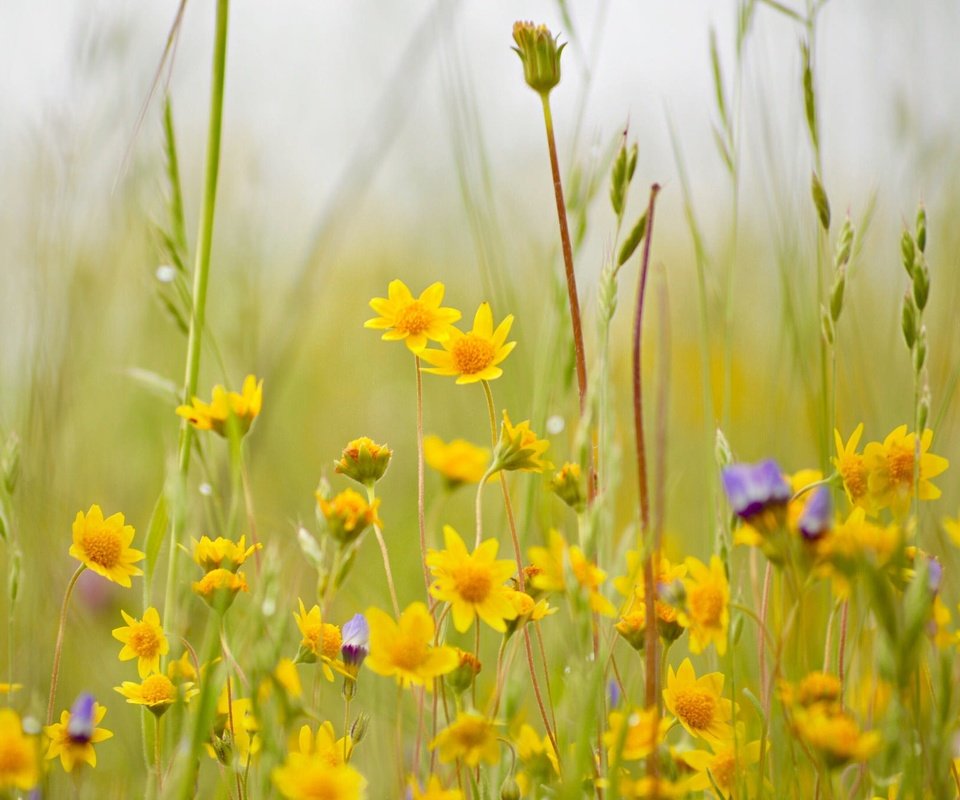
xmin=410 ymin=775 xmax=464 ymax=800
xmin=419 ymin=302 xmax=516 ymax=384
xmin=111 ymin=607 xmax=169 ymax=678
xmin=115 ymin=673 xmax=197 ymax=717
xmin=167 ymin=651 xmax=199 ymax=684
xmin=603 ymin=707 xmax=669 ymax=761
xmin=191 ymin=535 xmax=261 ymax=573
xmin=677 ymin=555 xmax=730 ymax=656
xmin=662 ymin=658 xmax=735 ymax=744
xmin=791 ymin=705 xmax=880 ymax=768
xmin=943 ymin=513 xmax=960 ymax=548
xmin=568 ymin=545 xmax=615 ymax=617
xmin=863 ymin=425 xmax=949 ymax=517
xmin=430 ymin=711 xmax=501 ymax=767
xmin=273 ymin=753 xmax=367 ymax=800
xmin=778 ymin=671 xmax=842 ymax=711
xmin=316 ymin=489 xmax=381 ymax=545
xmin=365 ymin=602 xmax=459 ymax=688
xmin=43 ymin=695 xmax=112 ymax=772
xmin=365 ymin=279 xmax=462 ymax=354
xmin=69 ymin=504 xmax=144 ymax=587
xmin=335 ymin=437 xmax=393 ymax=486
xmin=176 ymin=374 xmax=263 ymax=437
xmin=513 ymin=723 xmax=559 ymax=795
xmin=426 ymin=525 xmax=518 ymax=633
xmin=493 ymin=411 xmax=553 ymax=473
xmin=680 ymin=739 xmax=762 ymax=797
xmin=294 ymin=599 xmax=342 ymax=679
xmin=527 ymin=529 xmax=567 ymax=594
xmin=192 ymin=568 xmax=249 ymax=610
xmin=0 ymin=708 xmax=38 ymax=790
xmin=288 ymin=722 xmax=352 ymax=766
xmin=423 ymin=436 xmax=490 ymax=486
xmin=834 ymin=424 xmax=873 ymax=512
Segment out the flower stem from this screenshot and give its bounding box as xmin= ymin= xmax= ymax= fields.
xmin=414 ymin=356 xmax=434 ymax=606
xmin=366 ymin=485 xmax=400 ymax=617
xmin=163 ymin=0 xmax=230 ymax=636
xmin=47 ymin=564 xmax=85 ymax=724
xmin=538 ymin=92 xmax=593 ymax=502
xmin=155 ymin=715 xmax=164 ymax=795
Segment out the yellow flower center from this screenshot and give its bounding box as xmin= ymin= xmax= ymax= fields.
xmin=710 ymin=752 xmax=736 ymax=789
xmin=390 ymin=636 xmax=427 ymax=671
xmin=674 ymin=687 xmax=716 ymax=731
xmin=141 ymin=674 xmax=176 ymax=705
xmin=395 ymin=301 xmax=433 ymax=335
xmin=129 ymin=622 xmax=162 ymax=658
xmin=321 ymin=624 xmax=343 ymax=660
xmin=838 ymin=455 xmax=867 ymax=499
xmin=798 ymin=673 xmax=841 ymax=707
xmin=81 ymin=529 xmax=123 ymax=569
xmin=887 ymin=445 xmax=915 ymax=486
xmin=688 ymin=583 xmax=723 ymax=627
xmin=451 ymin=335 xmax=496 ymax=375
xmin=300 ymin=772 xmax=342 ymax=800
xmin=452 ymin=719 xmax=489 ymax=749
xmin=452 ymin=563 xmax=492 ymax=603
xmin=0 ymin=737 xmax=30 ymax=775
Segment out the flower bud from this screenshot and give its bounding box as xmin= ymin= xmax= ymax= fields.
xmin=549 ymin=462 xmax=586 ymax=513
xmin=334 ymin=437 xmax=392 ymax=487
xmin=316 ymin=489 xmax=381 ymax=545
xmin=492 ymin=411 xmax=552 ymax=473
xmin=901 ymin=230 xmax=916 ymax=277
xmin=512 ymin=21 xmax=566 ymax=96
xmin=916 ymin=204 xmax=927 ymax=253
xmin=901 ymin=292 xmax=917 ymax=350
xmin=912 ymin=261 xmax=930 ymax=311
xmin=500 ymin=776 xmax=521 ymax=800
xmin=446 ymin=649 xmax=482 ymax=696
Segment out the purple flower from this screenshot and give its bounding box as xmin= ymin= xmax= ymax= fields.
xmin=607 ymin=679 xmax=621 ymax=710
xmin=341 ymin=613 xmax=369 ymax=668
xmin=721 ymin=460 xmax=791 ymax=519
xmin=798 ymin=486 xmax=832 ymax=540
xmin=66 ymin=693 xmax=96 ymax=744
xmin=926 ymin=556 xmax=943 ymax=594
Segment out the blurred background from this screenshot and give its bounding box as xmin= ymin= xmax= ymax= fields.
xmin=2 ymin=0 xmax=960 ymax=793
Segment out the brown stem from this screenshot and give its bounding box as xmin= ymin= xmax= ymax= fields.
xmin=47 ymin=565 xmax=85 ymax=724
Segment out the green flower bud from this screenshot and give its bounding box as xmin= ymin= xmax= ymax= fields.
xmin=912 ymin=261 xmax=930 ymax=311
xmin=916 ymin=204 xmax=927 ymax=253
xmin=334 ymin=437 xmax=392 ymax=487
xmin=500 ymin=777 xmax=521 ymax=800
xmin=549 ymin=462 xmax=586 ymax=513
xmin=512 ymin=21 xmax=565 ymax=96
xmin=901 ymin=292 xmax=917 ymax=350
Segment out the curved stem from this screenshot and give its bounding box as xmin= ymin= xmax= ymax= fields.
xmin=366 ymin=485 xmax=400 ymax=617
xmin=759 ymin=562 xmax=772 ymax=709
xmin=47 ymin=564 xmax=85 ymax=724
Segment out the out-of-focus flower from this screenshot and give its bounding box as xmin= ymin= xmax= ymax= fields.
xmin=677 ymin=555 xmax=730 ymax=656
xmin=0 ymin=708 xmax=38 ymax=789
xmin=721 ymin=460 xmax=791 ymax=527
xmin=864 ymin=425 xmax=948 ymax=518
xmin=790 ymin=705 xmax=880 ymax=768
xmin=192 ymin=568 xmax=249 ymax=611
xmin=445 ymin=649 xmax=482 ymax=696
xmin=603 ymin=707 xmax=668 ymax=761
xmin=70 ymin=505 xmax=144 ymax=587
xmin=176 ymin=374 xmax=263 ymax=437
xmin=680 ymin=739 xmax=762 ymax=797
xmin=410 ymin=775 xmax=464 ymax=800
xmin=423 ymin=436 xmax=490 ymax=487
xmin=191 ymin=535 xmax=260 ymax=573
xmin=43 ymin=694 xmax=113 ymax=772
xmin=430 ymin=711 xmax=500 ymax=767
xmin=513 ymin=723 xmax=558 ymax=795
xmin=335 ymin=437 xmax=392 ymax=487
xmin=316 ymin=489 xmax=381 ymax=544
xmin=365 ymin=279 xmax=461 ymax=354
xmin=273 ymin=753 xmax=366 ymax=799
xmin=420 ymin=302 xmax=516 ymax=384
xmin=549 ymin=462 xmax=586 ymax=512
xmin=492 ymin=412 xmax=552 ymax=473
xmin=797 ymin=486 xmax=833 ymax=540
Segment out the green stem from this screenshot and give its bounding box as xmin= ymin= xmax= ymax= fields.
xmin=47 ymin=564 xmax=85 ymax=724
xmin=366 ymin=484 xmax=400 ymax=617
xmin=163 ymin=0 xmax=230 ymax=636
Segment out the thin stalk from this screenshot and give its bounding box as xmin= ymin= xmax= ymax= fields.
xmin=163 ymin=0 xmax=230 ymax=636
xmin=366 ymin=486 xmax=400 ymax=617
xmin=47 ymin=564 xmax=85 ymax=724
xmin=155 ymin=715 xmax=164 ymax=795
xmin=759 ymin=562 xmax=772 ymax=709
xmin=538 ymin=92 xmax=593 ymax=501
xmin=414 ymin=357 xmax=434 ymax=606
xmin=837 ymin=599 xmax=849 ymax=695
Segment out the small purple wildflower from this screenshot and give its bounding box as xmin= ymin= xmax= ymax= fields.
xmin=341 ymin=613 xmax=369 ymax=668
xmin=798 ymin=486 xmax=832 ymax=540
xmin=721 ymin=460 xmax=791 ymax=519
xmin=607 ymin=679 xmax=621 ymax=710
xmin=926 ymin=556 xmax=943 ymax=594
xmin=66 ymin=693 xmax=96 ymax=744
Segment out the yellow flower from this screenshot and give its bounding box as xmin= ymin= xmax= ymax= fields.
xmin=568 ymin=545 xmax=615 ymax=616
xmin=365 ymin=279 xmax=462 ymax=354
xmin=680 ymin=739 xmax=762 ymax=797
xmin=288 ymin=722 xmax=352 ymax=766
xmin=115 ymin=673 xmax=197 ymax=717
xmin=603 ymin=707 xmax=668 ymax=761
xmin=410 ymin=775 xmax=464 ymax=800
xmin=316 ymin=489 xmax=381 ymax=544
xmin=192 ymin=568 xmax=249 ymax=610
xmin=863 ymin=425 xmax=949 ymax=518
xmin=271 ymin=658 xmax=303 ymax=700
xmin=791 ymin=705 xmax=880 ymax=768
xmin=167 ymin=651 xmax=199 ymax=684
xmin=834 ymin=424 xmax=873 ymax=512
xmin=662 ymin=658 xmax=735 ymax=744
xmin=778 ymin=671 xmax=842 ymax=711
xmin=207 ymin=691 xmax=261 ymax=765
xmin=335 ymin=437 xmax=393 ymax=486
xmin=943 ymin=513 xmax=960 ymax=548
xmin=0 ymin=709 xmax=37 ymax=789
xmin=294 ymin=599 xmax=342 ymax=679
xmin=616 ymin=775 xmax=686 ymax=798
xmin=0 ymin=683 xmax=22 ymax=694
xmin=112 ymin=607 xmax=169 ymax=678
xmin=506 ymin=589 xmax=555 ymax=632
xmin=492 ymin=411 xmax=553 ymax=473
xmin=43 ymin=696 xmax=112 ymax=772
xmin=176 ymin=374 xmax=263 ymax=436
xmin=677 ymin=556 xmax=730 ymax=656
xmin=365 ymin=602 xmax=459 ymax=688
xmin=527 ymin=529 xmax=567 ymax=594
xmin=69 ymin=504 xmax=144 ymax=587
xmin=549 ymin=462 xmax=586 ymax=511
xmin=427 ymin=526 xmax=518 ymax=633
xmin=814 ymin=507 xmax=902 ymax=596
xmin=430 ymin=711 xmax=500 ymax=767
xmin=423 ymin=436 xmax=490 ymax=486
xmin=273 ymin=753 xmax=367 ymax=800
xmin=614 ymin=551 xmax=685 ymax=644
xmin=420 ymin=302 xmax=516 ymax=384
xmin=191 ymin=535 xmax=261 ymax=572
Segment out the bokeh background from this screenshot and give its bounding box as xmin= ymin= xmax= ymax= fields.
xmin=2 ymin=0 xmax=960 ymax=794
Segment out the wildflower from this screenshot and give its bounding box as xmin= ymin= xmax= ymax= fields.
xmin=340 ymin=614 xmax=370 ymax=674
xmin=864 ymin=425 xmax=948 ymax=518
xmin=492 ymin=412 xmax=553 ymax=473
xmin=677 ymin=556 xmax=730 ymax=656
xmin=616 ymin=775 xmax=685 ymax=799
xmin=779 ymin=671 xmax=842 ymax=711
xmin=603 ymin=707 xmax=668 ymax=761
xmin=69 ymin=504 xmax=144 ymax=587
xmin=366 ymin=602 xmax=458 ymax=688
xmin=430 ymin=711 xmax=501 ymax=767
xmin=513 ymin=723 xmax=558 ymax=795
xmin=273 ymin=753 xmax=367 ymax=800
xmin=43 ymin=694 xmax=113 ymax=772
xmin=420 ymin=302 xmax=516 ymax=384
xmin=316 ymin=489 xmax=381 ymax=544
xmin=814 ymin=507 xmax=902 ymax=596
xmin=111 ymin=607 xmax=169 ymax=678
xmin=427 ymin=525 xmax=518 ymax=633
xmin=834 ymin=424 xmax=873 ymax=512
xmin=791 ymin=705 xmax=880 ymax=768
xmin=614 ymin=551 xmax=687 ymax=643
xmin=0 ymin=684 xmax=22 ymax=694
xmin=662 ymin=659 xmax=735 ymax=744
xmin=0 ymin=708 xmax=38 ymax=789
xmin=797 ymin=486 xmax=832 ymax=540
xmin=335 ymin=437 xmax=393 ymax=487
xmin=294 ymin=599 xmax=342 ymax=678
xmin=289 ymin=722 xmax=352 ymax=766
xmin=191 ymin=535 xmax=261 ymax=572
xmin=943 ymin=513 xmax=960 ymax=548
xmin=365 ymin=279 xmax=461 ymax=354
xmin=511 ymin=21 xmax=565 ymax=96
xmin=549 ymin=462 xmax=586 ymax=512
xmin=192 ymin=568 xmax=249 ymax=611
xmin=410 ymin=775 xmax=464 ymax=800
xmin=423 ymin=436 xmax=490 ymax=487
xmin=273 ymin=658 xmax=303 ymax=699
xmin=929 ymin=596 xmax=955 ymax=649
xmin=721 ymin=460 xmax=791 ymax=526
xmin=209 ymin=692 xmax=260 ymax=764
xmin=166 ymin=651 xmax=199 ymax=684
xmin=568 ymin=545 xmax=616 ymax=616
xmin=505 ymin=589 xmax=555 ymax=635
xmin=680 ymin=739 xmax=762 ymax=797
xmin=115 ymin=674 xmax=196 ymax=717
xmin=527 ymin=530 xmax=567 ymax=595
xmin=445 ymin=649 xmax=482 ymax=696
xmin=176 ymin=374 xmax=263 ymax=437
